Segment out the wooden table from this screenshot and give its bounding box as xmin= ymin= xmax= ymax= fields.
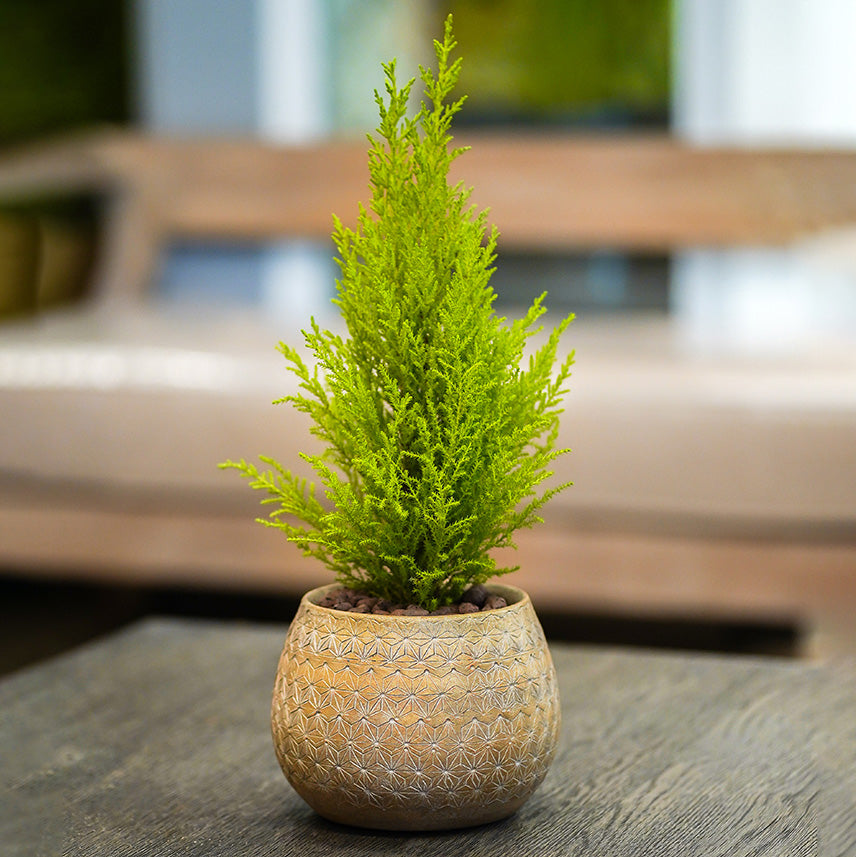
xmin=2 ymin=618 xmax=854 ymax=855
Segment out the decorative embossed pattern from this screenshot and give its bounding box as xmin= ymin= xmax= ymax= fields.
xmin=271 ymin=584 xmax=561 ymax=830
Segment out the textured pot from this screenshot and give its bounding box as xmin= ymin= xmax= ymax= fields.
xmin=271 ymin=583 xmax=561 ymax=830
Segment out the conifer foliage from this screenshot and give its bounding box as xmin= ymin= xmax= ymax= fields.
xmin=222 ymin=18 xmax=575 ymax=610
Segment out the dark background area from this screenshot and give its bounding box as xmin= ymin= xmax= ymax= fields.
xmin=0 ymin=0 xmax=130 ymax=148
xmin=0 ymin=574 xmax=799 ymax=678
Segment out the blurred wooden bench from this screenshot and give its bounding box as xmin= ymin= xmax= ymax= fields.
xmin=1 ymin=130 xmax=855 ymax=654
xmin=4 ymin=129 xmax=856 ymax=299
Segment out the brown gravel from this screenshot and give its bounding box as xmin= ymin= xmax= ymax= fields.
xmin=317 ymin=586 xmax=508 ymax=615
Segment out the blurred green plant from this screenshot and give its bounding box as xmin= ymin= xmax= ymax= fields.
xmin=444 ymin=0 xmax=670 ymax=120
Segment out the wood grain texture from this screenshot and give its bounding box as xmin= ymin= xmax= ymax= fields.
xmin=1 ymin=618 xmax=854 ymax=856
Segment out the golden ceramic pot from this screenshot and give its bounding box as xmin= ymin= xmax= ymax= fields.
xmin=271 ymin=583 xmax=561 ymax=830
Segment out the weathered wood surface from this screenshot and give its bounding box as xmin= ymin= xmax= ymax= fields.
xmin=1 ymin=618 xmax=854 ymax=856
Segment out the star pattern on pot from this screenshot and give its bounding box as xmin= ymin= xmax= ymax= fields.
xmin=271 ymin=597 xmax=561 ymax=824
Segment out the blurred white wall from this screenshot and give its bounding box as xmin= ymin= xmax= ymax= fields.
xmin=257 ymin=0 xmax=330 ymax=144
xmin=136 ymin=0 xmax=261 ymax=135
xmin=674 ymin=0 xmax=856 ymax=146
xmin=672 ymin=0 xmax=856 ymax=353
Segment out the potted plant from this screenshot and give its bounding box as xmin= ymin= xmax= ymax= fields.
xmin=222 ymin=18 xmax=574 ymax=831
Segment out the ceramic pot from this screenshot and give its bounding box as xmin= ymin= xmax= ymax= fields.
xmin=271 ymin=583 xmax=560 ymax=830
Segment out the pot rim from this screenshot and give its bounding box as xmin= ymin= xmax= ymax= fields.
xmin=300 ymin=582 xmax=530 ymax=619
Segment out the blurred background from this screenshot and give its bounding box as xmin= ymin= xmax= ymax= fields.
xmin=1 ymin=0 xmax=855 ymax=671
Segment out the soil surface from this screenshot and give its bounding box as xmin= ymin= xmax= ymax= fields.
xmin=316 ymin=584 xmax=507 ymax=616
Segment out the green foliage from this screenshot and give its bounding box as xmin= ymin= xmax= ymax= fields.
xmin=445 ymin=0 xmax=670 ymax=117
xmin=221 ymin=18 xmax=574 ymax=609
